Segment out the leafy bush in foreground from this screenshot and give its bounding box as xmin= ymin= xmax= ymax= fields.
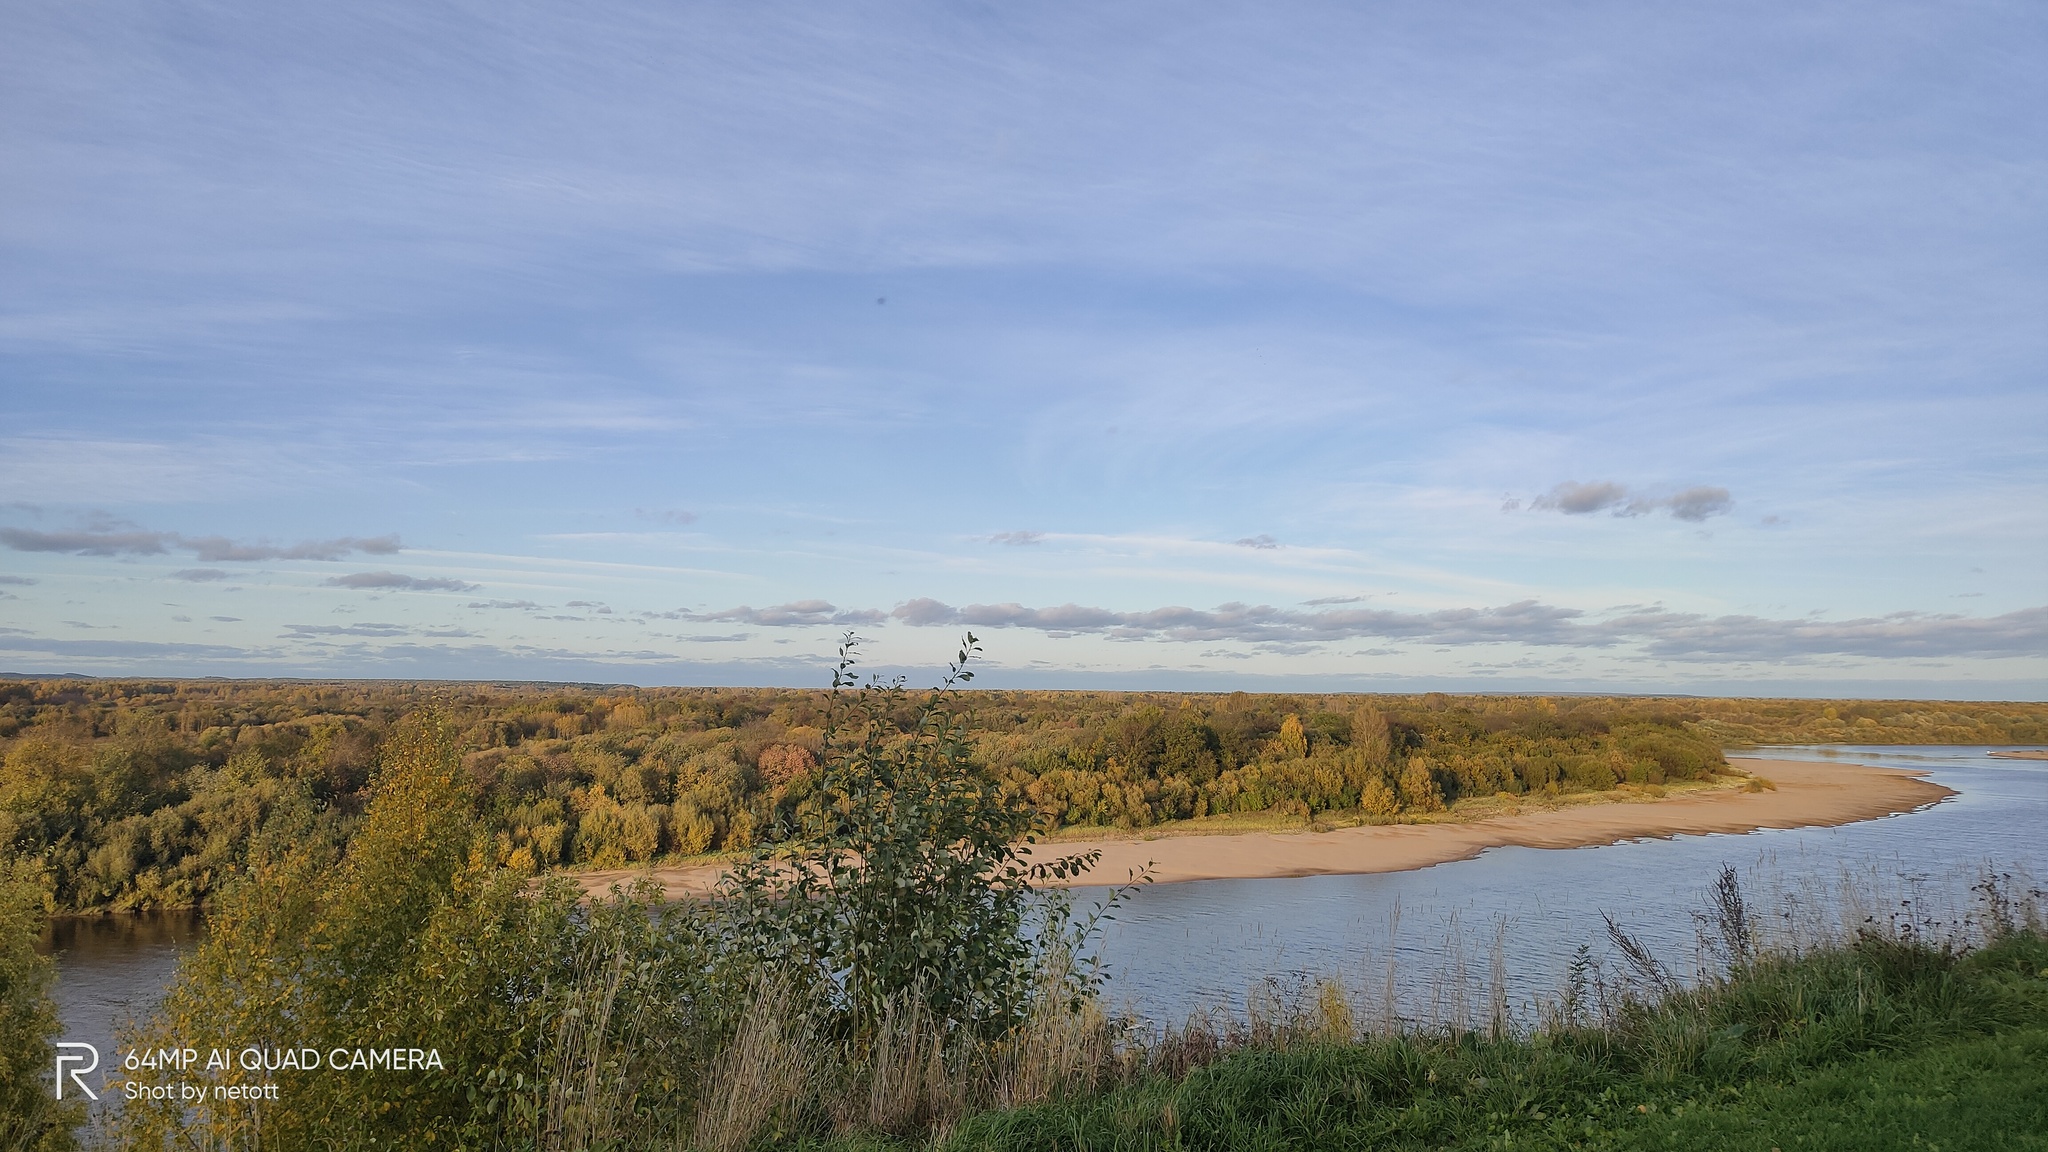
xmin=0 ymin=856 xmax=78 ymax=1152
xmin=107 ymin=716 xmax=743 ymax=1150
xmin=723 ymin=635 xmax=1110 ymax=1042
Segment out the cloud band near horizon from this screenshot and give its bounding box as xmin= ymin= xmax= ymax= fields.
xmin=672 ymin=597 xmax=2047 ymax=663
xmin=1 ymin=526 xmax=400 ymax=561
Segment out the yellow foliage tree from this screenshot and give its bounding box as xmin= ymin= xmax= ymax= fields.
xmin=1275 ymin=714 xmax=1309 ymax=760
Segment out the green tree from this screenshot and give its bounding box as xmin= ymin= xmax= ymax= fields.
xmin=1399 ymin=754 xmax=1446 ymax=812
xmin=721 ymin=634 xmax=1110 ymax=1040
xmin=110 ymin=714 xmax=737 ymax=1149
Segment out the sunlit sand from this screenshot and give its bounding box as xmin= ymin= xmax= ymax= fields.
xmin=575 ymin=757 xmax=1951 ymax=899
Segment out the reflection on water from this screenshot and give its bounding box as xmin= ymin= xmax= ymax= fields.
xmin=38 ymin=909 xmax=205 ymax=1061
xmin=40 ymin=746 xmax=2048 ymax=1044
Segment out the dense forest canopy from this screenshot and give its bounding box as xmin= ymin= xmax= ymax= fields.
xmin=2 ymin=677 xmax=2042 ymax=914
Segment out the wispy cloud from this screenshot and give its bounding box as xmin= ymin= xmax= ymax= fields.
xmin=891 ymin=597 xmax=1587 ymax=645
xmin=1 ymin=524 xmax=403 ymax=560
xmin=1 ymin=527 xmax=177 ymax=555
xmin=634 ymin=508 xmax=698 ymax=526
xmin=1531 ymin=481 xmax=1630 ymax=515
xmin=285 ymin=622 xmax=412 ymax=637
xmin=1233 ymin=534 xmax=1281 ymax=550
xmin=989 ymin=531 xmax=1045 ymax=545
xmin=184 ymin=534 xmax=401 ymax=561
xmin=1606 ymin=606 xmax=2048 ymax=661
xmin=0 ymin=635 xmax=267 ymax=660
xmin=324 ymin=572 xmax=478 ymax=591
xmin=1527 ymin=482 xmax=1733 ymax=521
xmin=687 ymin=600 xmax=887 ymax=627
xmin=172 ymin=568 xmax=232 ymax=582
xmin=1662 ymin=487 xmax=1736 ymax=522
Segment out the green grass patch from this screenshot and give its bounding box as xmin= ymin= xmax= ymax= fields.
xmin=1618 ymin=1027 xmax=2048 ymax=1151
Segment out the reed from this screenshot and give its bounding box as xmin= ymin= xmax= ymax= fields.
xmin=689 ymin=977 xmax=824 ymax=1152
xmin=987 ymin=955 xmax=1117 ymax=1109
xmin=540 ymin=917 xmax=646 ymax=1152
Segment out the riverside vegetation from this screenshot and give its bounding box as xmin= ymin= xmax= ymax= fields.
xmin=4 ymin=671 xmax=2044 ymax=916
xmin=0 ymin=644 xmax=2043 ymax=1149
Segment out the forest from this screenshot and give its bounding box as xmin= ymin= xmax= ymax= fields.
xmin=2 ymin=674 xmax=2043 ymax=914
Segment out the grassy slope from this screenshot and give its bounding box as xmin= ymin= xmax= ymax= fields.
xmin=924 ymin=1032 xmax=2048 ymax=1151
xmin=818 ymin=932 xmax=2048 ymax=1152
xmin=1625 ymin=1028 xmax=2048 ymax=1151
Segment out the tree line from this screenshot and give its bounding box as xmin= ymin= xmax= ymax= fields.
xmin=2 ymin=676 xmax=2041 ymax=913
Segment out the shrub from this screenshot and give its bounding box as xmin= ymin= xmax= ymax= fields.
xmin=721 ymin=634 xmax=1113 ymax=1040
xmin=107 ymin=713 xmax=742 ymax=1150
xmin=0 ymin=856 xmax=78 ymax=1151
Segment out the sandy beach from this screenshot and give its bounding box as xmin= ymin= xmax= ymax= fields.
xmin=573 ymin=758 xmax=1953 ymax=900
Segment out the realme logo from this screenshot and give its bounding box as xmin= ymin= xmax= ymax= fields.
xmin=55 ymin=1042 xmax=100 ymax=1101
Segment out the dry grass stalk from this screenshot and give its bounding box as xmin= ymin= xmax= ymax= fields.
xmin=542 ymin=926 xmax=642 ymax=1152
xmin=1315 ymin=978 xmax=1356 ymax=1044
xmin=1487 ymin=920 xmax=1510 ymax=1040
xmin=846 ymin=987 xmax=964 ymax=1136
xmin=1603 ymin=912 xmax=1676 ymax=998
xmin=1378 ymin=901 xmax=1403 ymax=1036
xmin=689 ymin=978 xmax=821 ymax=1152
xmin=991 ymin=960 xmax=1116 ymax=1107
xmin=1144 ymin=1008 xmax=1224 ymax=1080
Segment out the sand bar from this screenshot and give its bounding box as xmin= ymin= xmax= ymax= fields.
xmin=572 ymin=758 xmax=1952 ymax=901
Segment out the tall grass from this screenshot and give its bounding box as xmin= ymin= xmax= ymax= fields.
xmin=691 ymin=862 xmax=2043 ymax=1150
xmin=688 ymin=952 xmax=1123 ymax=1150
xmin=691 ymin=978 xmax=825 ymax=1152
xmin=909 ymin=867 xmax=2047 ymax=1151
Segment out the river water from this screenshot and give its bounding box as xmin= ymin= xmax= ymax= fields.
xmin=38 ymin=908 xmax=204 ymax=1060
xmin=1072 ymin=746 xmax=2048 ymax=1025
xmin=38 ymin=745 xmax=2048 ymax=1053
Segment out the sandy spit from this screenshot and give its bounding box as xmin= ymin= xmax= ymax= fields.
xmin=572 ymin=758 xmax=1952 ymax=901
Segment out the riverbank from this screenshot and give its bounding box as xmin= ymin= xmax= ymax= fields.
xmin=873 ymin=928 xmax=2048 ymax=1152
xmin=572 ymin=757 xmax=1953 ymax=899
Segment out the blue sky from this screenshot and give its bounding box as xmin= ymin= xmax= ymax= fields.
xmin=2 ymin=0 xmax=2043 ymax=695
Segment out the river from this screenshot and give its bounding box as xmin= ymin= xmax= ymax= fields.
xmin=1072 ymin=745 xmax=2048 ymax=1024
